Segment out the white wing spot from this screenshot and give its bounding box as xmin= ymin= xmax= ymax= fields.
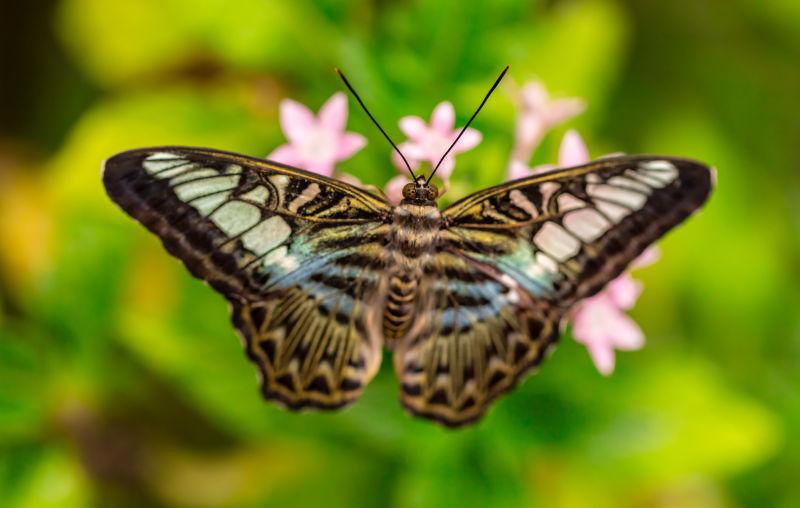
xmin=595 ymin=200 xmax=629 ymax=222
xmin=241 ymin=185 xmax=271 ymax=204
xmin=509 ymin=190 xmax=539 ymax=218
xmin=241 ymin=216 xmax=291 ymax=255
xmin=539 ymin=182 xmax=559 ymax=206
xmin=261 ymin=245 xmax=299 ymax=272
xmin=640 ymin=160 xmax=676 ymax=172
xmin=625 ymin=169 xmax=664 ymax=189
xmin=535 ymin=252 xmax=559 ymax=273
xmin=556 ymin=193 xmax=586 ymax=212
xmin=288 ymin=183 xmax=321 ymax=213
xmin=169 ymin=168 xmax=217 ymax=185
xmin=626 ymin=169 xmax=663 ymax=188
xmin=210 ymin=200 xmax=261 ymax=236
xmin=534 ymin=222 xmax=581 ymax=262
xmin=563 ymin=208 xmax=612 ymax=242
xmin=191 ymin=193 xmax=230 ymax=216
xmin=522 ymin=259 xmax=547 ymax=280
xmin=270 ymin=174 xmax=290 ymax=186
xmin=639 ymin=160 xmax=678 ymax=186
xmin=173 ymin=173 xmax=241 ymax=202
xmin=587 ymin=183 xmax=647 ymax=210
xmin=607 ymin=176 xmax=652 ymax=194
xmin=269 ymin=174 xmax=290 ymax=202
xmin=143 ymin=152 xmax=183 ymax=175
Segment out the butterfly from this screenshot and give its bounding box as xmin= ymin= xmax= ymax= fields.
xmin=103 ymin=143 xmax=712 ymax=426
xmin=103 ymin=66 xmax=712 ymax=426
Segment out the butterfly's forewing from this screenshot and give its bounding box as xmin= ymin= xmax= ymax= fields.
xmin=396 ymin=156 xmax=713 ymax=426
xmin=103 ymin=147 xmax=391 ymax=410
xmin=443 ymin=156 xmax=713 ymax=307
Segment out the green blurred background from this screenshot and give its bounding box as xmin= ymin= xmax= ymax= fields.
xmin=1 ymin=0 xmax=798 ymax=506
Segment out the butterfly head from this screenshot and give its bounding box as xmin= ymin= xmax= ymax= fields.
xmin=402 ymin=177 xmax=439 ymax=204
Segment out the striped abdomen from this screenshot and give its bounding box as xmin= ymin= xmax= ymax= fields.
xmin=383 ymin=272 xmax=418 ymax=340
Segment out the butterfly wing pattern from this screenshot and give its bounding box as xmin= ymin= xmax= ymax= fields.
xmin=104 ymin=147 xmax=712 ymax=427
xmin=103 ymin=147 xmax=392 ymax=410
xmin=395 ymin=156 xmax=713 ymax=425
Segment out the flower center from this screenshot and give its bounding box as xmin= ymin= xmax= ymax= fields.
xmin=299 ymin=127 xmax=337 ymax=163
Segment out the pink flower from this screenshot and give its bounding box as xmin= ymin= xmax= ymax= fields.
xmin=268 ymin=92 xmax=366 ymax=176
xmin=508 ymin=129 xmax=588 ymax=180
xmin=384 ymin=175 xmax=410 ymax=205
xmin=392 ymin=101 xmax=482 ymax=180
xmin=508 ymin=80 xmax=585 ymax=169
xmin=570 ymin=249 xmax=659 ymax=375
xmin=557 ymin=128 xmax=590 ymax=168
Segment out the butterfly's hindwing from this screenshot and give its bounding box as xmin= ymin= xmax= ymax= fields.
xmin=442 ymin=156 xmax=713 ymax=308
xmin=394 ymin=249 xmax=559 ymax=426
xmin=103 ymin=146 xmax=391 ymax=409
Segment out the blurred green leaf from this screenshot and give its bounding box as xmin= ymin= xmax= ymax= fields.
xmin=57 ymin=0 xmax=195 ymax=86
xmin=0 ymin=329 xmax=50 ymax=443
xmin=4 ymin=447 xmax=92 ymax=508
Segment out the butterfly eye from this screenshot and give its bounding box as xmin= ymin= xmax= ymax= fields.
xmin=402 ymin=183 xmax=417 ymax=199
xmin=428 ymin=185 xmax=439 ymax=199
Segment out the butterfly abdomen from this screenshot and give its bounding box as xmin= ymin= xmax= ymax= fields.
xmin=384 ymin=273 xmax=418 ymax=341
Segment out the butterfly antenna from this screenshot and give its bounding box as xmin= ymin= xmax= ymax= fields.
xmin=427 ymin=65 xmax=509 ymax=184
xmin=335 ymin=68 xmax=416 ymax=181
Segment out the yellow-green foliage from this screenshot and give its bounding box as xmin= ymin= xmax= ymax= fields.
xmin=0 ymin=0 xmax=798 ymax=506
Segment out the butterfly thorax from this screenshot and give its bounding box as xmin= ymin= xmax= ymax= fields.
xmin=383 ymin=200 xmax=442 ymax=342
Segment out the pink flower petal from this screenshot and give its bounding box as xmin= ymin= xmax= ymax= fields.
xmin=572 ymin=298 xmax=619 ymax=374
xmin=432 ymin=156 xmax=455 ymax=180
xmin=431 ymin=101 xmax=455 ymax=134
xmin=520 ymin=82 xmax=549 ymax=111
xmin=384 ymin=175 xmax=410 ymax=204
xmin=399 ymin=116 xmax=428 ymax=141
xmin=587 ymin=343 xmax=616 ymax=376
xmin=392 ymin=142 xmax=421 ymax=172
xmin=558 ymin=129 xmax=589 ymax=167
xmin=532 ymin=163 xmax=556 ymax=175
xmin=632 ymin=246 xmax=661 ymax=269
xmin=334 ymin=171 xmax=364 ymax=188
xmin=508 ymin=161 xmax=534 ymax=181
xmin=400 ymin=142 xmax=428 ymax=161
xmin=318 ymin=92 xmax=348 ymax=132
xmin=336 ymin=132 xmax=367 ymax=160
xmin=571 ymin=293 xmax=646 ymax=375
xmin=605 ymin=274 xmax=642 ymax=310
xmin=454 ymin=128 xmax=482 ymax=153
xmin=303 ymin=160 xmax=335 ymax=177
xmin=267 ymin=144 xmax=300 ymax=166
xmin=515 ymin=116 xmax=545 ymax=147
xmin=610 ymin=313 xmax=645 ymax=350
xmin=279 ymin=99 xmax=316 ymax=144
xmin=393 ymin=102 xmax=481 ymax=180
xmin=545 ymin=98 xmax=586 ymax=126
